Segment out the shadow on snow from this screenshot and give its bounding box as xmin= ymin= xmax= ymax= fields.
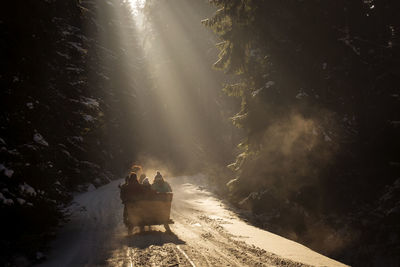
xmin=124 ymin=229 xmax=186 ymax=249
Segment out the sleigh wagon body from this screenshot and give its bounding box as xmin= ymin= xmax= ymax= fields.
xmin=125 ymin=192 xmax=173 ymax=232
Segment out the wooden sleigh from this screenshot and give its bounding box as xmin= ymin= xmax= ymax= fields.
xmin=125 ymin=192 xmax=173 ymax=233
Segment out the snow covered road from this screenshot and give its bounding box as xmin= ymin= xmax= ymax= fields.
xmin=40 ymin=175 xmax=348 ymax=267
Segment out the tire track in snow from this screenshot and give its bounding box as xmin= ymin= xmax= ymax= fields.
xmin=176 ymin=245 xmax=196 ymax=267
xmin=127 ymin=247 xmax=133 ymax=267
xmin=40 ymin=177 xmax=347 ymax=267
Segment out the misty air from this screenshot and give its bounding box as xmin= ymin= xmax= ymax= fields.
xmin=0 ymin=0 xmax=399 ymax=266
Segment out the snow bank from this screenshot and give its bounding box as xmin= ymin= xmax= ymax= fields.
xmin=176 ymin=179 xmax=348 ymax=267
xmin=20 ymin=183 xmax=37 ymax=196
xmin=0 ymin=137 xmax=6 ymax=145
xmin=17 ymin=198 xmax=26 ymax=205
xmin=3 ymin=198 xmax=14 ymax=205
xmin=1 ymin=193 xmax=14 ymax=205
xmin=81 ymin=97 xmax=100 ymax=108
xmin=67 ymin=42 xmax=87 ymax=54
xmin=34 ymin=133 xmax=49 ymax=146
xmin=82 ymin=114 xmax=94 ymax=122
xmin=87 ymin=184 xmax=96 ymax=192
xmin=0 ymin=164 xmax=14 ymax=178
xmin=4 ymin=168 xmax=14 ymax=178
xmin=296 ymin=89 xmax=309 ymax=99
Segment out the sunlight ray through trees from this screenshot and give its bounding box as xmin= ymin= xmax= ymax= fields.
xmin=2 ymin=0 xmax=398 ymax=265
xmin=119 ymin=0 xmax=239 ymax=170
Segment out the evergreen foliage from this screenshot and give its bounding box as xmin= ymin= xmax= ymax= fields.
xmin=0 ymin=0 xmax=143 ymax=264
xmin=1 ymin=0 xmax=399 ymax=265
xmin=205 ymin=0 xmax=400 ymax=265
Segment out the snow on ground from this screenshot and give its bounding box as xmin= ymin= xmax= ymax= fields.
xmin=40 ymin=175 xmax=348 ymax=267
xmin=172 ymin=175 xmax=348 ymax=267
xmin=33 ymin=132 xmax=49 ymax=146
xmin=39 ymin=179 xmax=123 ymax=267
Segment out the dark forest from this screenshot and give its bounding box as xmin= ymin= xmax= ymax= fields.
xmin=0 ymin=0 xmax=399 ymax=266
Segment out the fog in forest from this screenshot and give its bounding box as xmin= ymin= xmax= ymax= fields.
xmin=1 ymin=0 xmax=399 ymax=266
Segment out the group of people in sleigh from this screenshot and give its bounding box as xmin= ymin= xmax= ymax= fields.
xmin=119 ymin=165 xmax=172 ymax=228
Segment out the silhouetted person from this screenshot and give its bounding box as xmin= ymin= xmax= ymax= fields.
xmin=120 ymin=172 xmax=143 ymax=226
xmin=142 ymin=177 xmax=151 ymax=189
xmin=121 ymin=172 xmax=143 ymax=198
xmin=151 ymin=171 xmax=172 ymax=193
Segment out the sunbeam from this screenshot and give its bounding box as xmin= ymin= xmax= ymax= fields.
xmin=2 ymin=0 xmax=398 ymax=266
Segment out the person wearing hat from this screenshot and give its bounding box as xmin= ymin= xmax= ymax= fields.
xmin=142 ymin=177 xmax=151 ymax=188
xmin=151 ymin=171 xmax=172 ymax=193
xmin=120 ymin=172 xmax=144 ymax=226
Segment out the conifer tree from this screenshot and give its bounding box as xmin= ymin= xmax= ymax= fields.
xmin=205 ymin=0 xmax=400 ymax=264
